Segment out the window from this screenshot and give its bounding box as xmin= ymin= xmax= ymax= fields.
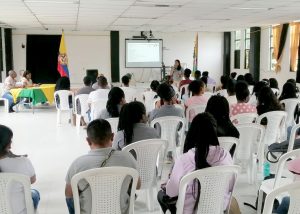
xmin=244 ymin=28 xmax=250 ymax=69
xmin=269 ymin=27 xmax=277 ymax=71
xmin=234 ymin=30 xmax=241 ymax=69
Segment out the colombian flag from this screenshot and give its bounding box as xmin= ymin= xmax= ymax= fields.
xmin=193 ymin=33 xmax=198 ymax=72
xmin=57 ymin=32 xmax=70 ymax=77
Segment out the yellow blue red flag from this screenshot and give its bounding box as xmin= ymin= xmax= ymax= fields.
xmin=57 ymin=32 xmax=70 ymax=77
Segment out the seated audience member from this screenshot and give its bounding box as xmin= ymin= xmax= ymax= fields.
xmin=200 ymin=76 xmax=208 ymax=86
xmin=0 ymin=125 xmax=40 ymax=212
xmin=216 ymin=75 xmax=229 ymax=91
xmin=149 ymin=83 xmax=184 ymax=121
xmin=185 ymin=80 xmax=207 ymax=123
xmin=65 ymin=119 xmax=140 ymax=214
xmin=158 ymin=113 xmax=233 ymax=214
xmin=257 ymin=86 xmax=283 ymax=116
xmin=202 ymin=71 xmax=216 ymax=85
xmin=76 ymin=76 xmax=94 ymax=95
xmin=230 ymin=72 xmax=237 ymax=80
xmin=244 ymin=73 xmax=255 ymax=85
xmin=92 ymin=76 xmax=110 ymax=90
xmin=150 ymin=80 xmax=160 ymax=93
xmin=279 ymin=82 xmax=298 ymax=101
xmin=194 ymin=70 xmax=201 ymax=80
xmin=269 ymin=78 xmax=279 ymax=90
xmin=230 ymin=81 xmax=256 ymax=117
xmin=99 ymin=87 xmax=125 ymax=119
xmin=179 ymin=68 xmax=192 ymax=89
xmin=205 ymin=95 xmax=239 ymax=139
xmin=88 ymin=81 xmax=110 ymax=104
xmin=236 ymin=75 xmax=245 ymax=82
xmin=21 ymin=70 xmax=38 ymax=87
xmin=248 ymin=80 xmax=269 ymax=105
xmin=2 ymin=70 xmax=23 ymax=112
xmin=121 ymin=75 xmax=131 ymax=87
xmin=164 ymin=75 xmax=178 ymax=94
xmin=55 ymin=76 xmax=72 ymax=108
xmin=287 ymin=78 xmax=300 ymax=93
xmin=143 ymin=80 xmax=160 ymax=112
xmin=112 ymin=101 xmax=159 ymax=150
xmin=226 ymin=79 xmax=237 ymax=105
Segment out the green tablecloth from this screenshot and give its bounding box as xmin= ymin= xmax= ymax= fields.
xmin=18 ymin=88 xmax=48 ymax=105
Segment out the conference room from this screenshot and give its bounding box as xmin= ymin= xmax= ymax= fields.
xmin=1 ymin=0 xmax=300 ymax=213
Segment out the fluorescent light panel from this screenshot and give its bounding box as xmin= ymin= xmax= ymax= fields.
xmin=23 ymin=0 xmax=79 ymax=4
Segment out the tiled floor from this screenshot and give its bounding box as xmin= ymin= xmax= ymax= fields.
xmin=0 ymin=105 xmax=259 ymax=214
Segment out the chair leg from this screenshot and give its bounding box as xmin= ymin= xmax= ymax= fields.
xmin=257 ymin=189 xmax=264 ymax=214
xmin=146 ymin=188 xmax=154 ymax=211
xmin=76 ymin=115 xmax=80 ymax=132
xmin=57 ymin=110 xmax=61 ymax=125
xmin=4 ymin=99 xmax=9 ymax=113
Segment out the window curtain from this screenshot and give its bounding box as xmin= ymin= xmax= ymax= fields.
xmin=290 ymin=22 xmax=300 ymax=72
xmin=272 ymin=23 xmax=289 ymax=72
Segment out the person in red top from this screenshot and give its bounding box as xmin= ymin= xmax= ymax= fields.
xmin=179 ymin=69 xmax=192 ymax=99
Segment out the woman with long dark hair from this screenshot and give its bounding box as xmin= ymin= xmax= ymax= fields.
xmin=99 ymin=87 xmax=125 ymax=119
xmin=112 ymin=101 xmax=159 ymax=150
xmin=158 ymin=113 xmax=233 ymax=213
xmin=279 ymin=82 xmax=298 ymax=101
xmin=171 ymin=59 xmax=184 ymax=87
xmin=257 ymin=86 xmax=282 ymax=116
xmin=0 ymin=125 xmax=40 ymax=212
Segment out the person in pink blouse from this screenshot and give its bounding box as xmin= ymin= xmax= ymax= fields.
xmin=230 ymin=81 xmax=256 ymax=117
xmin=184 ymin=80 xmax=208 ymax=123
xmin=158 ymin=113 xmax=234 ymax=213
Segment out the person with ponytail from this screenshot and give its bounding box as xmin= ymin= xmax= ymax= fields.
xmin=112 ymin=101 xmax=159 ymax=150
xmin=99 ymin=87 xmax=125 ymax=119
xmin=0 ymin=125 xmax=40 ymax=212
xmin=158 ymin=113 xmax=233 ymax=213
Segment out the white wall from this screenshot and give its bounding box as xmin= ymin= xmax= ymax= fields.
xmin=231 ymin=27 xmax=296 ymax=90
xmin=120 ymin=31 xmax=223 ymax=84
xmin=12 ymin=30 xmax=224 ymax=85
xmin=12 ymin=30 xmax=111 ymax=84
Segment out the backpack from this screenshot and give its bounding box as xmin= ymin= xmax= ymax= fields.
xmin=267 ymin=138 xmax=300 ymax=163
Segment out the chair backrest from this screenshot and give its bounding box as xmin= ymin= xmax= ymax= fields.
xmin=256 ymin=111 xmax=287 ymax=145
xmin=206 ymin=84 xmax=216 ymax=93
xmin=54 ymin=90 xmax=73 ymax=111
xmin=71 ymin=167 xmax=138 ymax=214
xmin=179 ymin=84 xmax=189 ymax=99
xmin=150 ymin=116 xmax=185 ymax=156
xmin=287 ymin=124 xmax=300 ymax=153
xmin=0 ymin=173 xmax=34 ymax=214
xmin=216 ymin=89 xmax=228 ymax=97
xmin=122 ymin=139 xmax=167 ymax=189
xmin=218 ymin=137 xmax=239 ymax=157
xmin=176 ymin=165 xmax=240 ymax=214
xmin=230 ymin=113 xmax=258 ymax=124
xmin=263 ymin=181 xmax=300 ymax=214
xmin=280 ymin=98 xmax=299 ymax=128
xmin=90 ymin=99 xmax=107 ymax=120
xmin=121 ymin=87 xmax=137 ymax=102
xmin=203 ymin=92 xmax=213 ymax=100
xmin=235 ymin=124 xmax=265 ymax=167
xmin=271 ymin=88 xmax=280 ymax=97
xmin=273 ymin=149 xmax=300 ymax=189
xmin=143 ymin=91 xmax=157 ymax=113
xmin=186 ymin=104 xmax=206 ymax=129
xmin=75 ymin=94 xmax=89 ymax=116
xmin=248 ymin=85 xmax=254 ymax=94
xmin=106 ymin=117 xmax=119 ymax=134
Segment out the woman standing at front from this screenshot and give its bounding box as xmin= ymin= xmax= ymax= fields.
xmin=171 ymin=59 xmax=184 ymax=87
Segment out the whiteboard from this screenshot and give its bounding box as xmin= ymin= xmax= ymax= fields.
xmin=125 ymin=39 xmax=163 ymax=68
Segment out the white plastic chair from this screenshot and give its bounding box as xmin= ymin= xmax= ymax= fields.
xmin=256 ymin=111 xmax=287 ymax=146
xmin=54 ymin=90 xmax=73 ymax=125
xmin=216 ymin=89 xmax=228 ymax=97
xmin=106 ymin=117 xmax=119 ymax=134
xmin=176 ymin=165 xmax=240 ymax=214
xmin=248 ymin=85 xmax=254 ymax=94
xmin=218 ymin=137 xmax=239 ymax=158
xmin=271 ymin=88 xmax=280 ymax=97
xmin=74 ymin=94 xmax=89 ymax=132
xmin=235 ymin=124 xmax=265 ymax=184
xmin=121 ymin=87 xmax=137 ymax=102
xmin=206 ymin=84 xmax=216 ymax=93
xmin=0 ymin=83 xmax=9 ymax=113
xmin=179 ymin=84 xmax=189 ymax=99
xmin=150 ymin=116 xmax=185 ymax=159
xmin=90 ymin=99 xmax=107 ymax=121
xmin=203 ymin=92 xmax=214 ymax=100
xmin=230 ymin=113 xmax=258 ymax=124
xmin=0 ymin=173 xmax=34 ymax=214
xmin=257 ymin=149 xmax=300 ymax=214
xmin=185 ymin=104 xmax=206 ymax=131
xmin=280 ymin=98 xmax=299 ymax=128
xmin=122 ymin=139 xmax=167 ymax=211
xmin=71 ymin=167 xmax=138 ymax=214
xmin=143 ymin=90 xmax=157 ymax=113
xmin=262 ymin=181 xmax=300 ymax=214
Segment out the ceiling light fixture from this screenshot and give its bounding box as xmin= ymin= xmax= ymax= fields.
xmin=230 ymin=7 xmax=273 ymax=10
xmin=24 ymin=0 xmax=79 ymax=4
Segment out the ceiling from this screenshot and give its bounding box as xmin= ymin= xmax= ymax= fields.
xmin=0 ymin=0 xmax=300 ymax=32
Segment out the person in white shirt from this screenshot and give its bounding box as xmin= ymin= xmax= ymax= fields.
xmin=92 ymin=75 xmax=110 ymax=90
xmin=0 ymin=125 xmax=40 ymax=213
xmin=2 ymin=70 xmax=24 ymax=112
xmin=21 ymin=70 xmax=38 ymax=87
xmin=226 ymin=79 xmax=237 ymax=105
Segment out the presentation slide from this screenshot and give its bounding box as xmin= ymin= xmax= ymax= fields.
xmin=125 ymin=39 xmax=163 ymax=68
